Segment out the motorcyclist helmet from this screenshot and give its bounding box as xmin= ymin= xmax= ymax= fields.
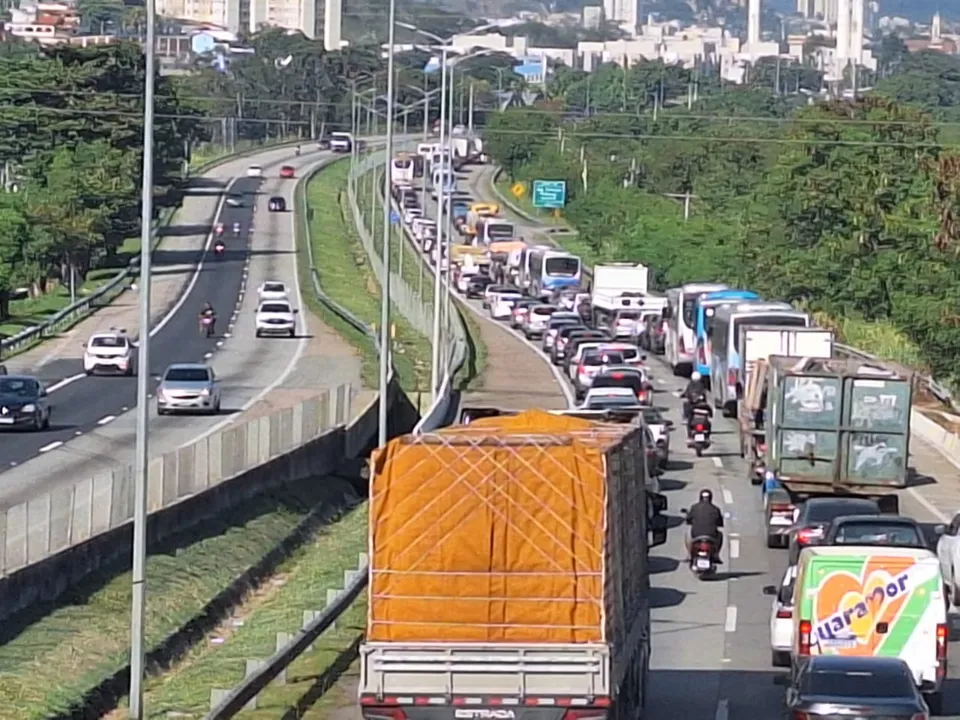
xmin=699 ymin=489 xmax=713 ymax=503
xmin=691 ymin=371 xmax=702 ymax=381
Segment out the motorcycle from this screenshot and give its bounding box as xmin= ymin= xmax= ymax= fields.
xmin=232 ymin=224 xmax=241 ymax=236
xmin=687 ymin=409 xmax=712 ymax=457
xmin=214 ymin=241 xmax=225 ymax=256
xmin=689 ymin=535 xmax=718 ymax=578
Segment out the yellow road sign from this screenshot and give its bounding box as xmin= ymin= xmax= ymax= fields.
xmin=511 ymin=182 xmax=526 ymax=198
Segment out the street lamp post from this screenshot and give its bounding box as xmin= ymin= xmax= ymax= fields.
xmin=129 ymin=0 xmax=156 ymax=711
xmin=428 ymin=45 xmax=448 ymax=398
xmin=378 ymin=0 xmax=398 ymax=446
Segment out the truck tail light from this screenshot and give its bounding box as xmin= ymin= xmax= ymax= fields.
xmin=798 ymin=620 xmax=812 ymax=656
xmin=776 ymin=607 xmax=792 ymax=619
xmin=937 ymin=622 xmax=948 ymax=678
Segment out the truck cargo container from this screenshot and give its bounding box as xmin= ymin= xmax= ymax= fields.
xmin=737 ymin=326 xmax=835 ymax=460
xmin=360 ymin=410 xmax=667 ymax=720
xmin=754 ymin=356 xmax=913 ymax=548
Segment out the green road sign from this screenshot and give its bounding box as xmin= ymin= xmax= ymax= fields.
xmin=532 ymin=180 xmax=566 ymax=209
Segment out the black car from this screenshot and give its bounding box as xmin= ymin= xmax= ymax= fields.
xmin=0 ymin=375 xmax=51 ymax=431
xmin=268 ymin=196 xmax=286 ymax=212
xmin=466 ymin=275 xmax=493 ymax=299
xmin=551 ymin=326 xmax=599 ymax=365
xmin=822 ymin=514 xmax=928 ymax=550
xmin=787 ymin=497 xmax=881 ymax=564
xmin=787 ymin=655 xmax=930 ymax=718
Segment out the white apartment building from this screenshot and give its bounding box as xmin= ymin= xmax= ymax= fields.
xmin=602 ymin=0 xmax=639 ymax=36
xmin=157 ymin=0 xmax=315 ymax=38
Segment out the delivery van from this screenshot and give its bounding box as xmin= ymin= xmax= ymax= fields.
xmin=792 ymin=545 xmax=948 ymax=711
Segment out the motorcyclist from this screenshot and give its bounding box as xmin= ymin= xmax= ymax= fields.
xmin=214 ymin=222 xmax=224 ymax=236
xmin=295 ymin=145 xmax=301 ymax=156
xmin=232 ymin=221 xmax=241 ymax=235
xmin=685 ymin=489 xmax=724 ymax=562
xmin=214 ymin=238 xmax=225 ymax=253
xmin=682 ymin=371 xmax=707 ymax=420
xmin=199 ymin=302 xmax=216 ymax=335
xmin=687 ymin=392 xmax=714 ymax=434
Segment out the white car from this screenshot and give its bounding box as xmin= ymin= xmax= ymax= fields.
xmin=83 ymin=331 xmax=136 ymax=376
xmin=639 ymin=406 xmax=672 ymax=466
xmin=765 ymin=564 xmax=797 ymax=667
xmin=602 ymin=342 xmax=646 ymax=369
xmin=403 ymin=207 xmax=423 ymax=225
xmin=257 ymin=281 xmax=289 ymax=301
xmin=255 ymin=300 xmax=298 ymax=338
xmin=225 ymin=194 xmax=244 ymax=208
xmin=522 ymin=305 xmax=556 ymax=339
xmin=246 ymin=164 xmax=263 ymax=178
xmin=936 ymin=513 xmax=960 ymax=605
xmin=490 ymin=292 xmax=524 ymax=320
xmin=580 ymin=386 xmax=637 ymax=408
xmin=567 ymin=342 xmax=609 ymax=381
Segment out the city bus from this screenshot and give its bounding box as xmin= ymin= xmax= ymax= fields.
xmin=664 ymin=282 xmax=728 ymax=376
xmin=693 ymin=289 xmax=761 ymax=380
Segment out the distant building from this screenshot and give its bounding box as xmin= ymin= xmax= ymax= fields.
xmin=582 ymin=6 xmax=602 ymax=30
xmin=155 ymin=0 xmax=316 ymax=38
xmin=6 ymin=2 xmax=80 ymax=45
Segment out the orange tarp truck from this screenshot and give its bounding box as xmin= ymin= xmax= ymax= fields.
xmin=359 ymin=409 xmax=667 ymax=720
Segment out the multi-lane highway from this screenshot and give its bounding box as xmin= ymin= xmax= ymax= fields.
xmin=399 ymin=159 xmax=960 ymax=720
xmin=0 ymin=145 xmax=361 ymax=509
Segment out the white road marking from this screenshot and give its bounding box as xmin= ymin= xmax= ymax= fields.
xmin=908 ymin=487 xmax=949 ymax=523
xmin=730 ymin=536 xmax=740 ymax=559
xmin=203 ymin=352 xmax=213 ymax=359
xmin=97 ymin=415 xmax=115 ymax=426
xmin=724 ymin=606 xmax=738 ymax=633
xmin=216 ymin=341 xmax=224 ymax=347
xmin=712 ymin=456 xmax=723 ymax=468
xmin=722 ymin=488 xmax=733 ymax=505
xmin=39 ymin=441 xmax=63 ymax=453
xmin=715 ymin=699 xmax=729 ymax=720
xmin=122 ymin=406 xmax=129 ymax=412
xmin=47 ymin=373 xmax=85 ymax=393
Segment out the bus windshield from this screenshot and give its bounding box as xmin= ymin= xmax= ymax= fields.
xmin=546 ymin=257 xmax=579 ymax=276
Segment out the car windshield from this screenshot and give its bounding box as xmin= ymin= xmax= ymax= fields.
xmin=0 ymin=378 xmax=38 ymax=396
xmin=249 ymin=165 xmax=261 ymax=171
xmin=800 ymin=667 xmax=913 ymax=699
xmin=833 ymin=522 xmax=924 ymax=547
xmin=91 ymin=336 xmax=126 ymax=348
xmin=803 ymin=502 xmax=878 ymax=523
xmin=682 ymin=297 xmax=698 ymax=328
xmin=165 ymin=368 xmax=210 ymax=383
xmin=263 ymin=283 xmax=285 ymax=293
xmin=260 ymin=303 xmax=291 ymax=313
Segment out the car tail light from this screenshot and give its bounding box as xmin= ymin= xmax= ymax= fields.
xmin=776 ymin=607 xmax=792 ymax=619
xmin=770 ymin=502 xmax=794 ymax=514
xmin=937 ymin=623 xmax=947 ymax=676
xmin=364 ymin=708 xmax=407 ymax=720
xmin=909 ymin=714 xmax=928 ymax=720
xmin=796 ymin=527 xmax=822 ymax=545
xmin=611 ymin=372 xmax=624 ymax=379
xmin=638 ymin=390 xmax=649 ymax=402
xmin=798 ymin=620 xmax=812 ymax=656
xmin=694 ymin=542 xmax=711 ymax=554
xmin=727 ymin=369 xmax=737 ymax=387
xmin=561 ymin=709 xmax=608 ymax=720
xmin=577 ymin=363 xmax=585 ymax=376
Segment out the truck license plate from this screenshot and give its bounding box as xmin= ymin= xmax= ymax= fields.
xmin=696 ymin=558 xmax=711 ymax=569
xmin=694 ymin=433 xmax=705 ymax=442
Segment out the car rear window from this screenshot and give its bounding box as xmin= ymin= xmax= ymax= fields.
xmin=164 ymin=368 xmax=210 ymax=383
xmin=91 ymin=336 xmax=125 ymax=348
xmin=263 ymin=283 xmax=285 ymax=292
xmin=804 ymin=501 xmax=878 ymax=523
xmin=833 ymin=522 xmax=923 ymax=547
xmin=800 ymin=668 xmax=913 ymax=698
xmin=592 ymin=374 xmax=642 ymax=392
xmin=260 ymin=303 xmax=291 ymax=313
xmin=584 ymin=352 xmax=625 ymax=366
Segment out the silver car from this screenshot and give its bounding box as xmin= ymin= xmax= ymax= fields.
xmin=156 ymin=363 xmax=221 ymax=415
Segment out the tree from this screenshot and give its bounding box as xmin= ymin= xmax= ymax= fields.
xmin=483 ymin=108 xmax=557 ymax=180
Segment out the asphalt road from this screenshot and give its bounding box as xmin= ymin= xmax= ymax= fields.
xmin=0 ymin=146 xmax=341 ymax=509
xmin=410 ymin=162 xmax=960 ymax=720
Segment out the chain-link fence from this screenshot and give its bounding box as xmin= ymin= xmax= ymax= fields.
xmin=0 ymin=385 xmax=354 ymax=577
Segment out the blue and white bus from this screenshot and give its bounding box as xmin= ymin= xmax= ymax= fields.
xmin=694 ymin=290 xmax=761 ymax=379
xmin=665 ymin=282 xmax=728 ymax=376
xmin=522 ymin=247 xmax=581 ymax=298
xmin=710 ymin=301 xmax=810 ymax=416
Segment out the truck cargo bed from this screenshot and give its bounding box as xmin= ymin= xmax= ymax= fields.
xmin=359 ymin=643 xmax=611 ymax=698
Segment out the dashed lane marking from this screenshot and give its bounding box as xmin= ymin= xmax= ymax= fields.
xmin=39 ymin=441 xmax=63 ymax=453
xmin=97 ymin=415 xmax=115 ymax=426
xmin=715 ymin=698 xmax=729 ymax=720
xmin=724 ymin=606 xmax=738 ymax=633
xmin=722 ymin=488 xmax=734 ymax=505
xmin=712 ymin=456 xmax=723 ymax=468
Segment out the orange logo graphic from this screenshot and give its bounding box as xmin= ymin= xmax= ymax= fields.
xmin=812 ymin=557 xmax=913 ymax=655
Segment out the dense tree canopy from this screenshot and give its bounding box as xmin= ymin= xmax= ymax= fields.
xmin=483 ymin=51 xmax=960 ymax=383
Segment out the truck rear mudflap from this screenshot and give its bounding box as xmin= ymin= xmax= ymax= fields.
xmin=360 ymin=697 xmax=611 ymax=720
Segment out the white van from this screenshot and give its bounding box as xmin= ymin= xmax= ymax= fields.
xmin=792 ymin=545 xmax=948 ymax=712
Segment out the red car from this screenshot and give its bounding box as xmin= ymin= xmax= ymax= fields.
xmin=279 ymin=165 xmax=295 ymax=178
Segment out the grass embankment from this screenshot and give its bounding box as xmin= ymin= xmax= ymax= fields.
xmin=300 ymin=159 xmax=432 ymax=394
xmin=115 ymin=499 xmax=368 ymax=718
xmin=0 ymin=477 xmax=360 ymax=719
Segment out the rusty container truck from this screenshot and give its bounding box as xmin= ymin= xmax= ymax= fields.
xmin=359 ymin=409 xmax=666 ymax=720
